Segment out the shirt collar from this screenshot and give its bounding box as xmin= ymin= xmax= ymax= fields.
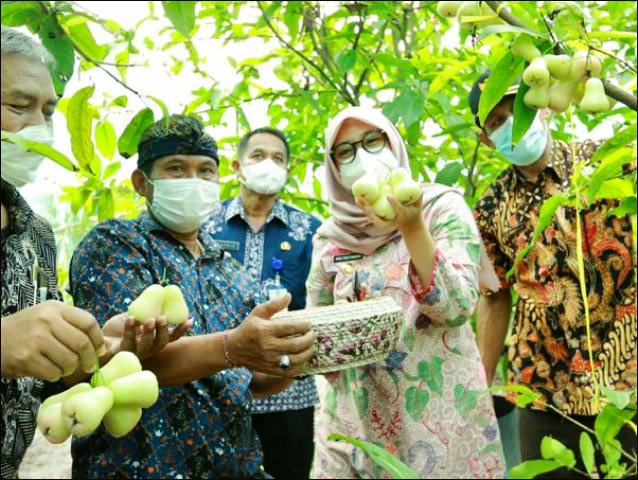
xmin=512 ymin=138 xmax=569 ymax=187
xmin=138 ymin=210 xmax=222 ymax=258
xmin=1 ymin=179 xmax=35 ymax=234
xmin=225 ymin=196 xmax=289 ymax=227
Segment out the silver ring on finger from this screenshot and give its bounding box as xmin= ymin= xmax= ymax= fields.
xmin=278 ymin=354 xmax=291 ymax=371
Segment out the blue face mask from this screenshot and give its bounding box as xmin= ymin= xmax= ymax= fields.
xmin=488 ymin=113 xmax=548 ymax=166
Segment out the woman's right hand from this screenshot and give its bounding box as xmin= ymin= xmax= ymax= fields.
xmin=226 ymin=293 xmax=317 ymax=377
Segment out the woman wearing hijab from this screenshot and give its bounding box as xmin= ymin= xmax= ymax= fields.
xmin=307 ymin=107 xmax=505 ymax=479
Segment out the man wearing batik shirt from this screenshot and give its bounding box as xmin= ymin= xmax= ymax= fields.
xmin=69 ymin=115 xmax=316 ymax=478
xmin=470 ymin=71 xmax=636 ymax=478
xmin=205 ymin=127 xmax=321 ymax=479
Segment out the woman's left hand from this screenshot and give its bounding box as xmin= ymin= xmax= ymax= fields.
xmin=355 ymin=192 xmax=424 ymax=233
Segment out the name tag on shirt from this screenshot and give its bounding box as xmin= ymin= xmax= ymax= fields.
xmin=215 ymin=239 xmax=241 ymax=252
xmin=334 ymin=253 xmax=364 ymax=263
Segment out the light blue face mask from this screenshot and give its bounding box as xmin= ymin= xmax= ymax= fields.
xmin=489 ymin=113 xmax=548 ymax=166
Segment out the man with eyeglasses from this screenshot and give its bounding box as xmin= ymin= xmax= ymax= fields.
xmin=205 ymin=127 xmax=322 ymax=480
xmin=470 ymin=71 xmax=636 ymax=479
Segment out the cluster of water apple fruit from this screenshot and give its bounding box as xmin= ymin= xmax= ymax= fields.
xmin=437 ymin=1 xmax=612 ymax=113
xmin=36 ymin=284 xmax=190 ymax=443
xmin=352 ymin=168 xmax=422 ymax=221
xmin=36 ymin=351 xmax=159 ymax=442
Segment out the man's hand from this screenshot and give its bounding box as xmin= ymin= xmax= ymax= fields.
xmin=103 ymin=313 xmax=192 ymax=361
xmin=227 ymin=293 xmax=316 ymax=378
xmin=1 ymin=301 xmax=106 ymax=382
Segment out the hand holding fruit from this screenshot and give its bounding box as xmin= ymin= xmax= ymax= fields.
xmin=352 ymin=167 xmax=423 ymax=230
xmin=37 ymin=351 xmax=160 ymax=442
xmin=226 ymin=293 xmax=317 ymax=377
xmin=1 ymin=301 xmax=106 ymax=382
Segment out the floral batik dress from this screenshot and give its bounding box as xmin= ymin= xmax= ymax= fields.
xmin=308 ymin=186 xmax=506 ymax=479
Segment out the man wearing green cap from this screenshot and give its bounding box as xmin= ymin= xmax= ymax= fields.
xmin=69 ymin=114 xmax=317 ymax=478
xmin=470 ymin=71 xmax=636 ymax=478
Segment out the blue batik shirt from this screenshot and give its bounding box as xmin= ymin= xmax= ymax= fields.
xmin=69 ymin=211 xmax=266 ymax=479
xmin=204 ymin=197 xmax=321 ymax=414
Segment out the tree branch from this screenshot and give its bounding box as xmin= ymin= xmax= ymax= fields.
xmin=354 ymin=20 xmax=389 ymax=100
xmin=466 ymin=136 xmax=481 ymax=198
xmin=256 ymin=1 xmax=356 ymax=105
xmin=484 ymin=0 xmax=638 ymax=112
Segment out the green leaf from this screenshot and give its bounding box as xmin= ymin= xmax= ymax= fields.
xmin=508 ymin=194 xmax=571 ymax=278
xmin=118 ymin=108 xmax=154 ymax=159
xmin=609 ymin=197 xmax=637 ymax=218
xmin=328 ymin=434 xmax=419 ymax=479
xmin=0 ymin=131 xmax=77 ymax=172
xmin=478 ymin=51 xmax=525 ymax=125
xmin=149 ymin=96 xmax=171 ymax=126
xmin=103 ymin=161 xmax=121 ymax=180
xmin=383 ymin=89 xmax=424 ymax=129
xmin=405 ymin=386 xmax=429 ymax=421
xmin=508 ymin=459 xmax=562 ymax=479
xmin=601 ymin=385 xmax=636 ymax=410
xmin=64 ymin=16 xmax=108 ymax=61
xmin=355 ymin=387 xmax=369 ymax=414
xmin=588 ymin=30 xmax=637 ymax=40
xmin=540 ymin=437 xmax=576 ymax=468
xmin=489 ymin=384 xmax=542 ymax=408
xmin=1 ymin=1 xmax=43 ymax=29
xmin=110 ymin=96 xmax=129 ymax=108
xmin=162 ymin=1 xmax=196 ymax=37
xmin=512 ymin=82 xmax=537 ymax=145
xmin=336 ymin=49 xmax=357 ymax=73
xmin=326 ymin=388 xmax=337 ymax=417
xmin=95 ymin=120 xmax=117 ymax=160
xmin=435 ymin=161 xmax=464 ymax=186
xmin=66 ymin=86 xmax=96 ymax=170
xmin=579 ymin=432 xmax=595 ymax=477
xmin=595 ymin=178 xmax=635 ymax=200
xmin=38 ymin=16 xmax=75 ymax=96
xmin=283 ymin=1 xmax=301 ymax=39
xmin=587 ymin=148 xmax=633 ymax=204
xmin=592 ymin=126 xmax=636 ymax=165
xmin=595 ymin=404 xmax=636 ymax=447
xmin=373 ymin=53 xmax=417 ymax=75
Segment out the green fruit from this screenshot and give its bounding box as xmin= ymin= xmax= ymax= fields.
xmin=352 ymin=173 xmax=381 ymax=203
xmin=388 ymin=168 xmax=410 ymax=188
xmin=544 ymin=54 xmax=572 ymax=80
xmin=162 ymin=285 xmax=189 ymax=325
xmin=92 ymin=351 xmax=142 ymax=387
xmin=128 ymin=284 xmax=165 ymax=322
xmin=511 ymin=35 xmax=541 ymax=62
xmin=549 ymin=80 xmax=577 ymax=112
xmin=103 ymin=405 xmax=142 ymax=438
xmin=393 ymin=179 xmax=422 ymax=205
xmin=109 ymin=370 xmax=159 ymax=408
xmin=571 ymin=80 xmax=586 ymax=103
xmin=456 ymin=1 xmax=501 ymax=27
xmin=522 ymin=57 xmax=550 ymax=87
xmin=570 ymin=50 xmax=602 ymax=81
xmin=524 ymin=84 xmax=550 ymax=109
xmin=37 ymin=402 xmax=73 ymax=444
xmin=62 ymin=386 xmax=114 ymax=437
xmin=40 ymin=382 xmax=93 ymax=410
xmin=436 ymin=1 xmax=463 ymax=18
xmin=579 ymin=78 xmax=610 ymax=113
xmin=371 ymin=185 xmax=396 ymax=221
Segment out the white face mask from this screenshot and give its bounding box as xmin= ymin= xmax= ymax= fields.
xmin=147 ymin=178 xmax=220 ymax=233
xmin=240 ymin=158 xmax=288 ymax=195
xmin=340 ymin=147 xmax=399 ymax=188
xmin=1 ymin=124 xmax=55 ymax=187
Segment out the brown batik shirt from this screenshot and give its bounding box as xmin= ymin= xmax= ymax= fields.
xmin=474 ymin=139 xmax=636 ymax=416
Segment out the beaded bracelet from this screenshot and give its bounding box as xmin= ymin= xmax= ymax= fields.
xmin=223 ymin=331 xmax=236 ymax=368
